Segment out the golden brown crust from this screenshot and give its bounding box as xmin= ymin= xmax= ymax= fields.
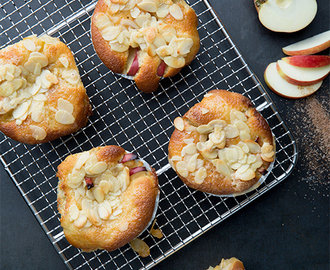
xmin=168 ymin=90 xmax=275 ymax=195
xmin=57 ymin=145 xmax=159 ymax=252
xmin=91 ymin=0 xmax=128 ymax=74
xmin=0 ymin=35 xmax=92 ymax=144
xmin=91 ymin=0 xmax=200 ymax=93
xmin=207 ymin=257 xmax=245 ymax=270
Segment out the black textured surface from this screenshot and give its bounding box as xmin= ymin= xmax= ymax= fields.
xmin=1 ymin=1 xmax=329 ymax=269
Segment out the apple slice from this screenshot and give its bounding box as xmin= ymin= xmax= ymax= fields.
xmin=254 ymin=0 xmax=317 ymax=33
xmin=264 ymin=62 xmax=322 ymax=99
xmin=157 ymin=61 xmax=166 ymax=77
xmin=127 ymin=50 xmax=139 ymax=76
xmin=282 ymin=30 xmax=330 ymax=55
xmin=277 ymin=60 xmax=330 ymax=85
xmin=281 ymin=55 xmax=330 ymax=68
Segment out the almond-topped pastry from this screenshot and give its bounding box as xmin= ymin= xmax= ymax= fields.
xmin=206 ymin=257 xmax=245 ymax=270
xmin=168 ymin=90 xmax=275 ymax=196
xmin=0 ymin=35 xmax=92 ymax=144
xmin=57 ymin=146 xmax=159 ymax=252
xmin=91 ymin=0 xmax=200 ymax=93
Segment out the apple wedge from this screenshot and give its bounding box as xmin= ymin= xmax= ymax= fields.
xmin=127 ymin=50 xmax=139 ymax=76
xmin=283 ymin=30 xmax=330 ymax=55
xmin=254 ymin=0 xmax=317 ymax=33
xmin=281 ymin=55 xmax=330 ymax=68
xmin=264 ymin=62 xmax=322 ymax=98
xmin=277 ymin=60 xmax=330 ymax=85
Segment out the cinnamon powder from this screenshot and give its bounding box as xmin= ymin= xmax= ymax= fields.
xmin=289 ymin=95 xmax=329 ymax=194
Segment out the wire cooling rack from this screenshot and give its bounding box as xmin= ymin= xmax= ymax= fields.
xmin=0 ymin=0 xmax=298 ymax=269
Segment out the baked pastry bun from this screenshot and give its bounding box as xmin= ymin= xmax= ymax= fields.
xmin=57 ymin=145 xmax=159 ymax=252
xmin=0 ymin=35 xmax=92 ymax=144
xmin=168 ymin=90 xmax=275 ymax=196
xmin=91 ymin=0 xmax=200 ymax=93
xmin=206 ymin=257 xmax=245 ymax=270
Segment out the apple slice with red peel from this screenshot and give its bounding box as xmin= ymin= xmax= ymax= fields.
xmin=281 ymin=55 xmax=330 ymax=68
xmin=129 ymin=166 xmax=147 ymax=176
xmin=157 ymin=61 xmax=166 ymax=77
xmin=277 ymin=60 xmax=330 ymax=86
xmin=120 ymin=153 xmax=138 ymax=163
xmin=264 ymin=62 xmax=322 ymax=98
xmin=127 ymin=50 xmax=139 ymax=76
xmin=283 ymin=30 xmax=330 ymax=55
xmin=254 ymin=0 xmax=317 ymax=33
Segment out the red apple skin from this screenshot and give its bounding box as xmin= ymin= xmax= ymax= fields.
xmin=282 ymin=55 xmax=330 ymax=68
xmin=264 ymin=62 xmax=322 ymax=99
xmin=157 ymin=61 xmax=166 ymax=77
xmin=276 ymin=62 xmax=329 ymax=86
xmin=127 ymin=51 xmax=139 ymax=76
xmin=283 ymin=41 xmax=330 ymax=55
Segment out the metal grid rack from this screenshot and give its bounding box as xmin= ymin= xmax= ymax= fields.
xmin=0 ymin=0 xmax=298 ymax=269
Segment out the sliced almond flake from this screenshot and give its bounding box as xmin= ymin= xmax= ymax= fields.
xmin=57 ymin=98 xmax=73 ymax=114
xmin=55 ymin=110 xmax=75 ymax=125
xmin=31 ymin=104 xmax=44 ymax=122
xmin=236 ymin=168 xmax=255 ymax=181
xmin=33 ymin=93 xmax=47 ymax=101
xmin=239 ymin=130 xmax=251 ymax=141
xmin=237 ymin=164 xmax=249 ymax=174
xmin=224 ymin=124 xmax=239 ymax=139
xmin=4 ymin=72 xmax=14 ymax=82
xmin=169 ymin=4 xmax=183 ymax=20
xmin=131 ymin=6 xmax=141 ymax=18
xmin=119 ymin=221 xmax=129 ymax=232
xmin=201 ymin=108 xmax=209 ymax=115
xmin=156 ymin=4 xmax=169 ymax=18
xmin=230 ymin=109 xmax=247 ymax=123
xmin=59 ymin=57 xmax=69 ymax=68
xmin=74 ymin=213 xmax=87 ymax=228
xmin=29 ymin=125 xmax=47 ymax=141
xmin=23 ymin=39 xmax=37 ymax=51
xmin=29 ymin=80 xmax=42 ymax=95
xmin=261 ymin=153 xmax=274 ymax=162
xmin=0 ymin=82 xmax=14 ymax=97
xmin=33 ymin=62 xmax=42 ymax=76
xmin=69 ymin=204 xmax=80 ymax=221
xmin=213 ymin=159 xmax=231 ymax=178
xmin=98 ymin=205 xmax=111 ymax=220
xmin=99 ymin=180 xmax=112 ymax=194
xmin=173 ymin=117 xmax=184 ymax=131
xmin=188 ymin=153 xmax=199 ymax=172
xmin=197 ymin=124 xmax=212 ymax=134
xmin=177 ymin=38 xmax=193 ymax=55
xmin=45 ymin=72 xmax=59 ymax=84
xmin=225 ymin=147 xmax=238 ymax=163
xmin=204 ymin=93 xmax=214 ymax=98
xmin=245 ymin=139 xmax=261 ymax=154
xmin=176 ymin=161 xmax=188 ymax=177
xmin=112 ymin=209 xmax=123 ymax=217
xmin=68 ymin=168 xmax=85 ymax=186
xmin=164 ymin=55 xmax=185 ymax=68
xmin=110 ymin=42 xmax=129 ymax=53
xmin=10 ymin=78 xmax=23 ymax=91
xmin=261 ymin=142 xmax=273 ymax=154
xmin=137 ymin=1 xmax=158 ymax=13
xmin=88 ymin=161 xmax=108 ymax=175
xmin=102 ymin=26 xmax=122 ymax=41
xmin=29 ymin=52 xmax=48 ymax=67
xmin=170 ymin=155 xmax=182 ymax=162
xmin=195 ymin=167 xmax=207 ymax=184
xmin=130 ymin=238 xmax=150 ymax=257
xmin=247 ymin=154 xmax=257 ymax=164
xmin=12 ymin=100 xmax=31 ymax=119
